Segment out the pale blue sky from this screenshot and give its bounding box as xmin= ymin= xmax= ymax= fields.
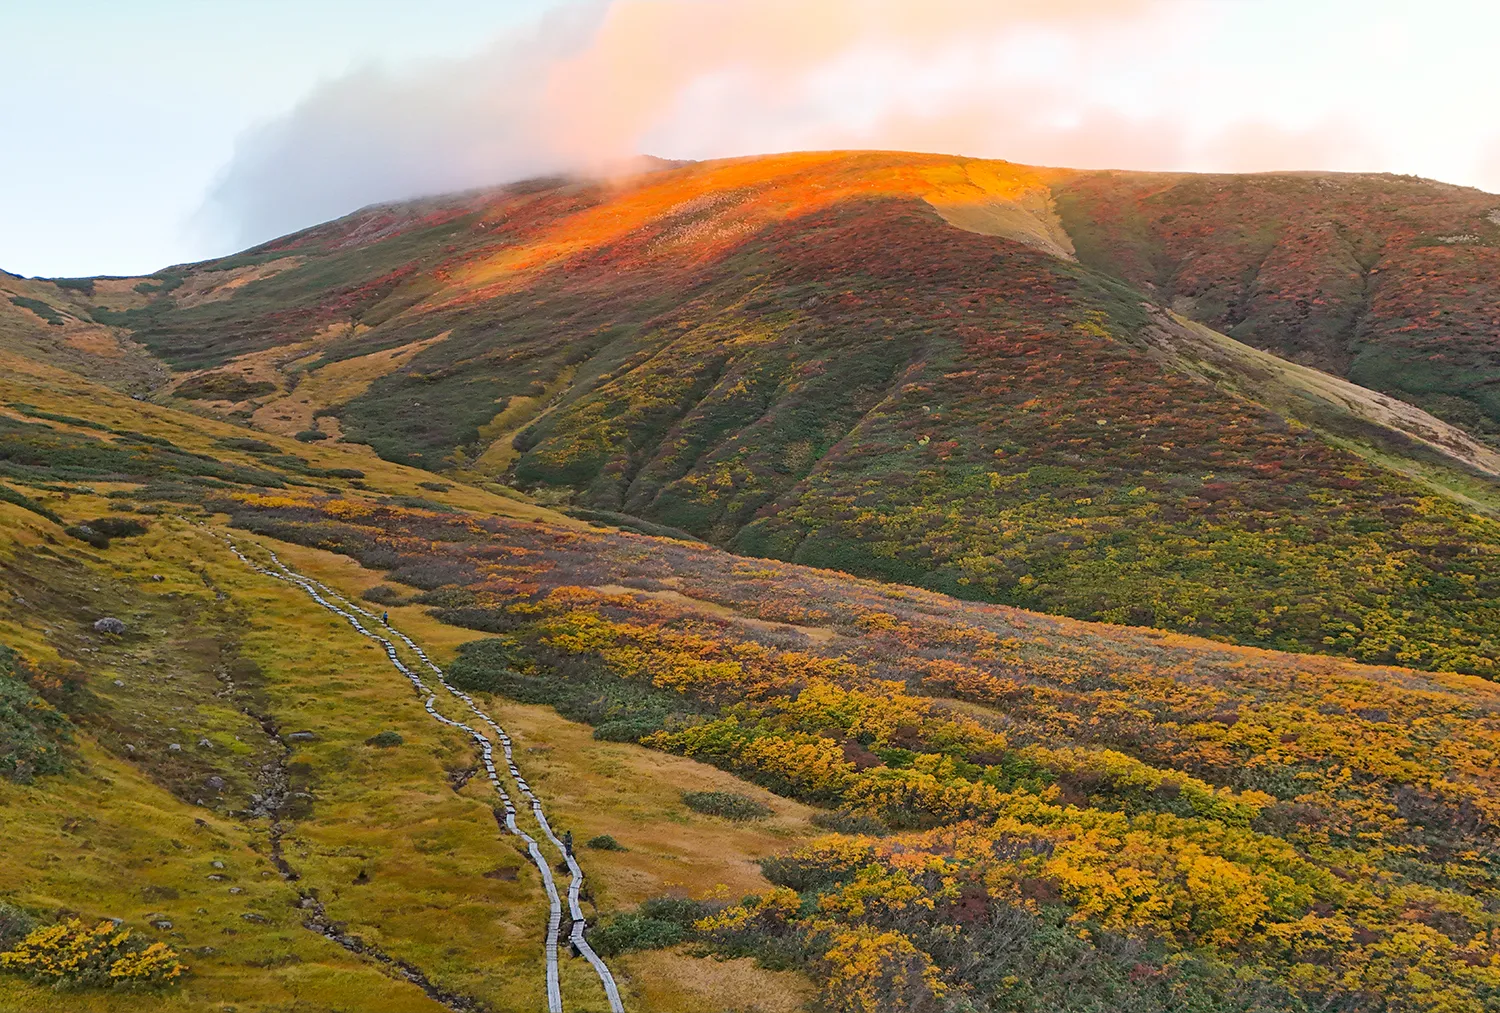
xmin=0 ymin=0 xmax=558 ymax=276
xmin=4 ymin=0 xmax=1498 ymax=278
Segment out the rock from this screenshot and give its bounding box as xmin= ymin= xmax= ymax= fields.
xmin=167 ymin=743 xmax=182 ymax=753
xmin=198 ymin=738 xmax=212 ymax=749
xmin=205 ymin=776 xmax=225 ymax=791
xmin=211 ymin=860 xmax=225 ymax=869
xmin=240 ymin=912 xmax=266 ymax=923
xmin=112 ymin=679 xmax=124 ymax=687
xmin=93 ymin=617 xmax=126 ymax=635
xmin=151 ymin=575 xmax=165 ymax=582
xmin=286 ymin=731 xmax=317 ymax=742
xmin=228 ymin=887 xmax=243 ymax=894
xmin=150 ymin=919 xmax=172 ymax=930
xmin=124 ymin=744 xmax=136 ymax=754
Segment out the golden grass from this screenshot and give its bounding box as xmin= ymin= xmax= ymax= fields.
xmin=0 ymin=349 xmax=576 ymax=528
xmin=0 ymin=493 xmax=818 ymax=1010
xmin=246 ymin=333 xmax=446 ymax=439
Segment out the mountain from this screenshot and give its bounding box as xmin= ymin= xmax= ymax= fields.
xmin=62 ymin=151 xmax=1500 ymax=678
xmin=3 ymin=150 xmax=1500 ymax=1013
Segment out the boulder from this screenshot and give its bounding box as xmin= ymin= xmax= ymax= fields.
xmin=286 ymin=731 xmax=317 ymax=743
xmin=93 ymin=617 xmax=126 ymax=635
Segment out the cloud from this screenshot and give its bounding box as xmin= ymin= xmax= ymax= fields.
xmin=201 ymin=2 xmax=608 ymax=247
xmin=200 ymin=0 xmax=1499 ymax=249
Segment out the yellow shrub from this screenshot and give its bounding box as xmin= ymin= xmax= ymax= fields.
xmin=0 ymin=918 xmax=185 ymax=987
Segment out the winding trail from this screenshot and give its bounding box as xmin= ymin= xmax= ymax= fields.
xmin=218 ymin=531 xmax=624 ymax=1013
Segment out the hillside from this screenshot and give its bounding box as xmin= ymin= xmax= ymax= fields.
xmin=0 ymin=352 xmax=1497 ymax=1012
xmin=48 ymin=151 xmax=1500 ymax=678
xmin=1049 ymin=169 xmax=1500 ymax=441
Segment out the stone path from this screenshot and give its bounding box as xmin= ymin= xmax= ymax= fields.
xmin=220 ymin=532 xmax=624 ymax=1013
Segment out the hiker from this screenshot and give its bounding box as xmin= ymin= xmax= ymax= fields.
xmin=562 ymin=830 xmax=574 ymax=856
xmin=381 ymin=611 xmax=389 ymax=625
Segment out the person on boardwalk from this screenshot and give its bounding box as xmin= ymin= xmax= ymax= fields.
xmin=381 ymin=611 xmax=389 ymax=625
xmin=562 ymin=830 xmax=574 ymax=856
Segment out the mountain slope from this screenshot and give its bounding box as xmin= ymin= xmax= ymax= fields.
xmin=53 ymin=151 xmax=1500 ymax=676
xmin=2 ymin=355 xmax=1499 ymax=1012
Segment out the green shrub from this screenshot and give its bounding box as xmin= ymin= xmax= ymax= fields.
xmin=365 ymin=731 xmax=403 ymax=748
xmin=8 ymin=297 xmax=63 ymax=326
xmin=0 ymin=645 xmax=72 ymax=782
xmin=414 ymin=587 xmax=476 ymax=608
xmin=64 ymin=524 xmax=110 ymax=549
xmin=418 ymin=481 xmax=452 ymax=492
xmin=590 ymin=897 xmax=709 ymax=957
xmin=294 ymin=430 xmax=329 ymax=442
xmin=85 ymin=516 xmax=148 ymax=539
xmin=64 ymin=516 xmax=148 ymax=549
xmin=0 ymin=904 xmax=36 ymax=950
xmin=593 ymin=716 xmax=662 ymax=742
xmin=48 ymin=277 xmax=96 ymax=296
xmin=810 ymin=809 xmax=890 ymax=836
xmin=0 ymin=484 xmax=59 ymax=523
xmin=174 ymin=373 xmax=276 ymax=401
xmin=360 ymin=585 xmax=406 ymax=606
xmin=681 ymin=790 xmax=772 ymax=821
xmin=585 ymin=834 xmax=624 ymax=851
xmin=216 ymin=437 xmax=277 ymax=454
xmin=132 ymin=273 xmax=183 ymax=296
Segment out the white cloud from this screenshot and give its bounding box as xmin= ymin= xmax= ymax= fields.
xmin=199 ymin=0 xmax=1500 ymax=249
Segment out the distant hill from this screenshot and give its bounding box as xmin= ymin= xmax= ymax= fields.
xmin=41 ymin=151 xmax=1500 ymax=675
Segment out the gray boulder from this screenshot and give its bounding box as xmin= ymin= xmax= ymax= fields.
xmin=93 ymin=617 xmax=126 ymax=635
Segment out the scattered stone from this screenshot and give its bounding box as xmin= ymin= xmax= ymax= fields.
xmin=198 ymin=738 xmax=213 ymax=749
xmin=168 ymin=743 xmax=182 ymax=753
xmin=207 ymin=874 xmax=225 ymax=881
xmin=112 ymin=679 xmax=124 ymax=687
xmin=211 ymin=860 xmax=225 ymax=869
xmin=151 ymin=575 xmax=165 ymax=582
xmin=150 ymin=918 xmax=173 ymax=930
xmin=124 ymin=744 xmax=136 ymax=754
xmin=229 ymin=887 xmax=243 ymax=895
xmin=240 ymin=912 xmax=266 ymax=923
xmin=93 ymin=617 xmax=126 ymax=635
xmin=286 ymin=731 xmax=317 ymax=743
xmin=205 ymin=776 xmax=225 ymax=792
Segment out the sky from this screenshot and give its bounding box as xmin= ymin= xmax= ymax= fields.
xmin=4 ymin=0 xmax=1500 ymax=278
